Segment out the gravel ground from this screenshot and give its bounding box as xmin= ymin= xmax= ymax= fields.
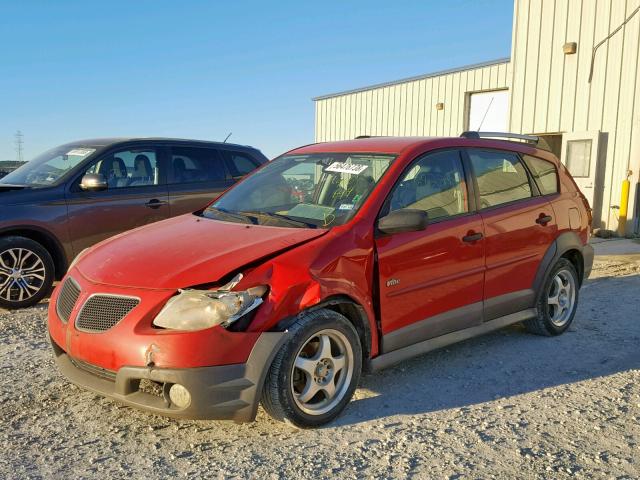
xmin=1 ymin=257 xmax=639 ymax=479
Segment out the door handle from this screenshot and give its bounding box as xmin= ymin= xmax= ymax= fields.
xmin=145 ymin=199 xmax=168 ymax=209
xmin=536 ymin=214 xmax=553 ymax=225
xmin=462 ymin=232 xmax=483 ymax=243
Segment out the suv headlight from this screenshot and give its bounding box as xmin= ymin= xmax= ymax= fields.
xmin=153 ymin=283 xmax=267 ymax=331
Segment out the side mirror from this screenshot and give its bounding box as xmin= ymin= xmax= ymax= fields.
xmin=378 ymin=209 xmax=428 ymax=235
xmin=79 ymin=173 xmax=108 ymax=192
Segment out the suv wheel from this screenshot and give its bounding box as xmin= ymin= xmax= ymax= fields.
xmin=261 ymin=309 xmax=362 ymax=428
xmin=0 ymin=236 xmax=55 ymax=309
xmin=525 ymin=258 xmax=579 ymax=336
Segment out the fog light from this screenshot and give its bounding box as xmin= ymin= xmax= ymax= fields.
xmin=168 ymin=383 xmax=191 ymax=408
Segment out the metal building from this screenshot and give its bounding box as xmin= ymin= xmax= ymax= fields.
xmin=313 ymin=0 xmax=640 ymax=234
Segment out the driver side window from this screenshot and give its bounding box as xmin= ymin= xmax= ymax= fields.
xmin=84 ymin=148 xmax=160 ymax=189
xmin=388 ymin=150 xmax=468 ymax=221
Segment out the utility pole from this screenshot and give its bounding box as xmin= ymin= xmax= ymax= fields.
xmin=14 ymin=130 xmax=24 ymax=162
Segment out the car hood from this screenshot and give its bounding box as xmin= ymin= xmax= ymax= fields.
xmin=76 ymin=214 xmax=327 ymax=289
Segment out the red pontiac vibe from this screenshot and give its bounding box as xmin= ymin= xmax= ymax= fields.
xmin=48 ymin=133 xmax=593 ymax=427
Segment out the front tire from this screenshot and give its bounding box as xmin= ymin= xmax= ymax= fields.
xmin=261 ymin=309 xmax=362 ymax=428
xmin=525 ymin=258 xmax=579 ymax=336
xmin=0 ymin=236 xmax=54 ymax=310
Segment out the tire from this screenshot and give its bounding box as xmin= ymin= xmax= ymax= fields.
xmin=261 ymin=308 xmax=362 ymax=428
xmin=0 ymin=236 xmax=55 ymax=310
xmin=525 ymin=258 xmax=579 ymax=336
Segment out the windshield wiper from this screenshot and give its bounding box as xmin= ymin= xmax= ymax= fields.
xmin=241 ymin=211 xmax=317 ymax=229
xmin=203 ymin=207 xmax=254 ymax=224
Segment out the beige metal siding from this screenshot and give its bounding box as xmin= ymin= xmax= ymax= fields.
xmin=314 ymin=60 xmax=511 ymax=143
xmin=509 ymin=0 xmax=640 ymax=230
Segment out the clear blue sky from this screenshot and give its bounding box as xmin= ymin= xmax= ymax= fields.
xmin=0 ymin=0 xmax=513 ymax=160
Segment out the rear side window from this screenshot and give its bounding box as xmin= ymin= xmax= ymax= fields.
xmin=467 ymin=149 xmax=532 ymax=208
xmin=523 ymin=155 xmax=558 ymax=195
xmin=169 ymin=147 xmax=226 ymax=184
xmin=224 ymin=151 xmax=259 ymax=177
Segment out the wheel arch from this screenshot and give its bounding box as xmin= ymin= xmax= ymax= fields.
xmin=272 ymin=295 xmax=373 ymax=366
xmin=533 ymin=231 xmax=586 ymax=295
xmin=0 ymin=226 xmax=67 ymax=279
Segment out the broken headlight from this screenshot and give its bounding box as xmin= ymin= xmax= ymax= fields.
xmin=153 ymin=275 xmax=267 ymax=331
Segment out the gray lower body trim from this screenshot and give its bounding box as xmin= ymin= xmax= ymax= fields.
xmin=382 ymin=302 xmax=482 ymax=353
xmin=371 ymin=308 xmax=537 ymax=372
xmin=583 ymin=243 xmax=594 ymax=280
xmin=51 ymin=331 xmax=286 ymax=422
xmin=483 ymin=289 xmax=535 ymax=322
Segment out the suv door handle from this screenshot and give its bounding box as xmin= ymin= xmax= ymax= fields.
xmin=462 ymin=232 xmax=483 ymax=243
xmin=145 ymin=199 xmax=168 ymax=209
xmin=536 ymin=214 xmax=553 ymax=225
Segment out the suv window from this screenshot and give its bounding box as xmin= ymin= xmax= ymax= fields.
xmin=388 ymin=150 xmax=468 ymax=221
xmin=224 ymin=151 xmax=259 ymax=177
xmin=467 ymin=149 xmax=532 ymax=208
xmin=169 ymin=147 xmax=226 ymax=184
xmin=523 ymin=155 xmax=558 ymax=195
xmin=85 ymin=148 xmax=159 ymax=189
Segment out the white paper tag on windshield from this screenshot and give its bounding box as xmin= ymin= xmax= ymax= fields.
xmin=338 ymin=203 xmax=354 ymax=210
xmin=66 ymin=148 xmax=95 ymax=157
xmin=325 ymin=162 xmax=368 ymax=175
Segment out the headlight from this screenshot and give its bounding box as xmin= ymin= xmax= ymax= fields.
xmin=152 ymin=279 xmax=267 ymax=332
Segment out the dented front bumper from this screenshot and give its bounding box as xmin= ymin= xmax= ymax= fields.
xmin=50 ymin=331 xmax=286 ymax=422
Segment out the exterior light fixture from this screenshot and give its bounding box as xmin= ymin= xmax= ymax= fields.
xmin=563 ymin=42 xmax=577 ymax=55
xmin=435 ymin=102 xmax=444 ymax=111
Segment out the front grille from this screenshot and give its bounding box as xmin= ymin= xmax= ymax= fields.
xmin=75 ymin=294 xmax=139 ymax=333
xmin=70 ymin=357 xmax=116 ymax=382
xmin=56 ymin=277 xmax=81 ymax=323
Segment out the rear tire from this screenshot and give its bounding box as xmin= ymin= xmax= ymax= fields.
xmin=0 ymin=236 xmax=54 ymax=310
xmin=261 ymin=309 xmax=362 ymax=428
xmin=525 ymin=258 xmax=579 ymax=336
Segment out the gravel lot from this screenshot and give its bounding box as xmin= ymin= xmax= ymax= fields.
xmin=1 ymin=255 xmax=639 ymax=479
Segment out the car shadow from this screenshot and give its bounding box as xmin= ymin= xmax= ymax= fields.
xmin=332 ymin=272 xmax=640 ymax=427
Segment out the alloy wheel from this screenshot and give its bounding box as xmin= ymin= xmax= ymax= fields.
xmin=547 ymin=269 xmax=576 ymax=327
xmin=291 ymin=329 xmax=354 ymax=416
xmin=0 ymin=248 xmax=47 ymax=303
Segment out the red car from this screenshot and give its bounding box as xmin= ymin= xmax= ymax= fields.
xmin=48 ymin=133 xmax=593 ymax=427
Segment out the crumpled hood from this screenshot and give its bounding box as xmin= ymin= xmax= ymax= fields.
xmin=76 ymin=214 xmax=327 ymax=289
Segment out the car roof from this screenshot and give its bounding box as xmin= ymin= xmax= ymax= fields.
xmin=288 ymin=136 xmax=558 ymax=163
xmin=63 ymin=137 xmax=260 ymax=151
xmin=290 ymin=137 xmax=437 ymax=155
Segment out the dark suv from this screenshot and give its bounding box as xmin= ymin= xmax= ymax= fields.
xmin=0 ymin=138 xmax=267 ymax=309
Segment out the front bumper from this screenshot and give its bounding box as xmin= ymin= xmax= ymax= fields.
xmin=51 ymin=331 xmax=286 ymax=422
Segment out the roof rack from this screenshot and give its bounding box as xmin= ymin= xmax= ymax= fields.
xmin=460 ymin=131 xmax=539 ymax=144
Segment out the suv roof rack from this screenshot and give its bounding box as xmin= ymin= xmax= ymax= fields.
xmin=460 ymin=131 xmax=539 ymax=144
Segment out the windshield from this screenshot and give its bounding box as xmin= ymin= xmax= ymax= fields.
xmin=0 ymin=145 xmax=96 ymax=187
xmin=203 ymin=152 xmax=395 ymax=228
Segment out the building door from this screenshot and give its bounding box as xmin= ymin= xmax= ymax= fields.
xmin=560 ymin=131 xmax=604 ymax=215
xmin=467 ymin=89 xmax=509 ymax=131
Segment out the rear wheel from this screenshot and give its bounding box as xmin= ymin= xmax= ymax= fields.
xmin=0 ymin=236 xmax=54 ymax=309
xmin=261 ymin=309 xmax=362 ymax=428
xmin=525 ymin=258 xmax=579 ymax=336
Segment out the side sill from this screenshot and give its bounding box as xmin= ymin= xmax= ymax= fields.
xmin=370 ymin=308 xmax=536 ymax=372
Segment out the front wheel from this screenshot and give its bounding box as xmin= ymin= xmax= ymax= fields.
xmin=261 ymin=309 xmax=362 ymax=428
xmin=0 ymin=236 xmax=55 ymax=310
xmin=525 ymin=258 xmax=579 ymax=336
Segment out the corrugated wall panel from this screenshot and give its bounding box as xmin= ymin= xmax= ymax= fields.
xmin=510 ymin=0 xmax=640 ymax=231
xmin=314 ymin=60 xmax=510 ymax=143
